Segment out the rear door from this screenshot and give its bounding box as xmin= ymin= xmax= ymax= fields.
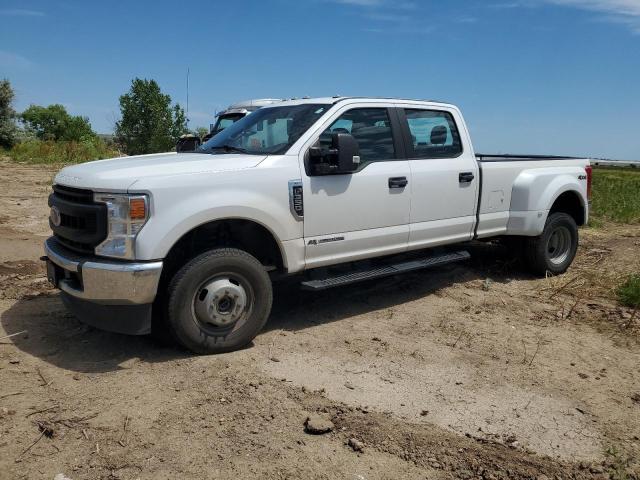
xmin=396 ymin=106 xmax=479 ymax=249
xmin=301 ymin=105 xmax=411 ymax=269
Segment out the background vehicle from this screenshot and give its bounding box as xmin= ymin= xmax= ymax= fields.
xmin=44 ymin=97 xmax=591 ymax=354
xmin=176 ymin=99 xmax=284 ymax=152
xmin=175 ymin=133 xmax=201 ymax=152
xmin=203 ymin=98 xmax=283 ymax=141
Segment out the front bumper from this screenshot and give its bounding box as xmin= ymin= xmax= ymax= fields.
xmin=43 ymin=237 xmax=163 ymax=335
xmin=44 ymin=237 xmax=162 ymax=305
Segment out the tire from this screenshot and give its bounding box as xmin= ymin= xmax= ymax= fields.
xmin=523 ymin=212 xmax=578 ymax=276
xmin=166 ymin=248 xmax=273 ymax=354
xmin=501 ymin=236 xmax=525 ymax=260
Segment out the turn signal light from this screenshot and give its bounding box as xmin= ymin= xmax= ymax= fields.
xmin=129 ymin=198 xmax=147 ymax=220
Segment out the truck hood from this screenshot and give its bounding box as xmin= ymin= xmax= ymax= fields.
xmin=54 ymin=152 xmax=267 ymax=191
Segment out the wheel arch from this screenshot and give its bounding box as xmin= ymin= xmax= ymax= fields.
xmin=161 ymin=218 xmax=287 ymax=282
xmin=549 ymin=189 xmax=586 ymax=226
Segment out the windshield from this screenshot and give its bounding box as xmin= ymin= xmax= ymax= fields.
xmin=211 ymin=113 xmax=245 ymax=136
xmin=198 ymin=104 xmax=330 ymax=155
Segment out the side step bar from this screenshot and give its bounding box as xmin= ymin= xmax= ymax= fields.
xmin=301 ymin=250 xmax=470 ymax=291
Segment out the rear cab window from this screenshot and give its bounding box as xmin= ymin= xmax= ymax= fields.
xmin=402 ymin=109 xmax=462 ymax=159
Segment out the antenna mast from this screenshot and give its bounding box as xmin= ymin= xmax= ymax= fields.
xmin=186 ymin=67 xmax=190 ymax=130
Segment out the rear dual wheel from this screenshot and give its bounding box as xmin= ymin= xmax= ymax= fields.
xmin=166 ymin=248 xmax=272 ymax=354
xmin=524 ymin=212 xmax=579 ymax=276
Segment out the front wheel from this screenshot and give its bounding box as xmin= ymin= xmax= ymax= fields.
xmin=523 ymin=212 xmax=579 ymax=276
xmin=167 ymin=248 xmax=273 ymax=354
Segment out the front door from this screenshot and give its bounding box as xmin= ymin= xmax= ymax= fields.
xmin=301 ymin=106 xmax=411 ymax=269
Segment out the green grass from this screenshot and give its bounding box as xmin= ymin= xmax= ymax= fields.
xmin=4 ymin=138 xmax=121 ymax=165
xmin=604 ymin=445 xmax=636 ymax=480
xmin=590 ymin=167 xmax=640 ymax=225
xmin=616 ymin=274 xmax=640 ymax=309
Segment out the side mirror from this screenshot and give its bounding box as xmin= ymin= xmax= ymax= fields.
xmin=307 ymin=133 xmax=360 ymax=176
xmin=176 ymin=135 xmax=202 ymax=153
xmin=332 ymin=133 xmax=360 ymax=172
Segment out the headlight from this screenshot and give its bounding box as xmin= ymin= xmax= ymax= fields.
xmin=93 ymin=193 xmax=149 ymax=259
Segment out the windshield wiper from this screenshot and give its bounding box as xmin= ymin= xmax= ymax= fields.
xmin=208 ymin=144 xmax=250 ymax=154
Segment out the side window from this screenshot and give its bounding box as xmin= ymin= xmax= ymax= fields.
xmin=319 ymin=108 xmax=396 ymax=165
xmin=404 ymin=109 xmax=462 ymax=159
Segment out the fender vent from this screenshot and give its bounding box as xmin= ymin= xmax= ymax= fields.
xmin=289 ymin=180 xmax=304 ymax=219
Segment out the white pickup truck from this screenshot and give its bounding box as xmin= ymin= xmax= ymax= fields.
xmin=44 ymin=97 xmax=592 ymax=353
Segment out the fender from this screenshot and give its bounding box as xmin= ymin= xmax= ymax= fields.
xmin=134 ymin=188 xmax=302 ymax=265
xmin=507 ymin=166 xmax=588 ymax=236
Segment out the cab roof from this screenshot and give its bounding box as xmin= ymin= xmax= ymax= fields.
xmin=269 ymin=96 xmax=456 ymax=109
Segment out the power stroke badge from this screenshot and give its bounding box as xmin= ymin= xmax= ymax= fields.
xmin=307 ymin=236 xmax=345 ymax=246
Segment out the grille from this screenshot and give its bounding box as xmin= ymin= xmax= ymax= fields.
xmin=49 ymin=185 xmax=107 ymax=254
xmin=56 ymin=237 xmax=95 ymax=254
xmin=60 ymin=213 xmax=87 ymax=230
xmin=52 ymin=184 xmax=95 ymax=204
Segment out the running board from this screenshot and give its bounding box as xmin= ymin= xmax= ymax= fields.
xmin=301 ymin=250 xmax=470 ymax=291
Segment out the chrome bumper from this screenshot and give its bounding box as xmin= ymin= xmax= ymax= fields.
xmin=44 ymin=237 xmax=163 ymax=305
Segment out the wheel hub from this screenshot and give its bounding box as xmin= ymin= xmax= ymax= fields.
xmin=194 ymin=278 xmax=248 ymax=327
xmin=547 ymin=226 xmax=571 ymax=266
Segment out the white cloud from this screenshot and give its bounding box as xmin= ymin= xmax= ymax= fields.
xmin=0 ymin=8 xmax=44 ymax=16
xmin=0 ymin=50 xmax=34 ymax=69
xmin=550 ymin=0 xmax=640 ymax=33
xmin=333 ymin=0 xmax=383 ymax=5
xmin=328 ymin=0 xmax=418 ymax=29
xmin=489 ymin=1 xmax=532 ymax=7
xmin=330 ymin=0 xmax=415 ymax=9
xmin=548 ymin=0 xmax=640 ymax=16
xmin=493 ymin=0 xmax=640 ymax=33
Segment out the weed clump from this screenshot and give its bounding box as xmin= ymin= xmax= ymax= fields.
xmin=617 ymin=274 xmax=640 ymax=309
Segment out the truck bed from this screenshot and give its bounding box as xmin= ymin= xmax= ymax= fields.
xmin=473 ymin=154 xmax=590 ymax=239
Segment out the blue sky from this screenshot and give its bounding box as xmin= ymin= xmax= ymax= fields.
xmin=1 ymin=0 xmax=639 ymax=160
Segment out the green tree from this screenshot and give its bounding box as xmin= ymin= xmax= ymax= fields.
xmin=172 ymin=104 xmax=188 ymax=139
xmin=115 ymin=78 xmax=188 ymax=155
xmin=0 ymin=79 xmax=18 ymax=148
xmin=21 ymin=104 xmax=95 ymax=141
xmin=194 ymin=126 xmax=209 ymax=139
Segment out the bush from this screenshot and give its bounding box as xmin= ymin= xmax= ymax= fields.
xmin=616 ymin=274 xmax=640 ymax=309
xmin=590 ymin=168 xmax=640 ymax=225
xmin=6 ymin=138 xmax=121 ymax=165
xmin=21 ymin=104 xmax=96 ymax=142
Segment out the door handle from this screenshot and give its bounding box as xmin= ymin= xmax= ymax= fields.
xmin=389 ymin=177 xmax=408 ymax=189
xmin=459 ymin=172 xmax=475 ymax=183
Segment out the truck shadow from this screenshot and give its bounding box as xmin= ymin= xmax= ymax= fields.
xmin=1 ymin=242 xmax=529 ymax=373
xmin=267 ymin=241 xmax=526 ymax=332
xmin=0 ymin=294 xmax=189 ymax=373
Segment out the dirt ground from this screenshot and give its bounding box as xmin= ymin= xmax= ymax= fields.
xmin=0 ymin=159 xmax=638 ymax=480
